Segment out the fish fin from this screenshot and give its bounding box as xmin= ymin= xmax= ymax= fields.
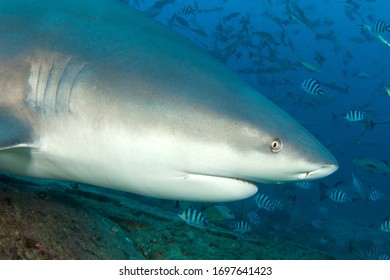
xmin=319 ymin=182 xmax=329 ymax=201
xmin=0 ymin=111 xmax=35 ymax=151
xmin=364 ymin=119 xmax=375 ymax=130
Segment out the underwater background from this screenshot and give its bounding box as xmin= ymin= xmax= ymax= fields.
xmin=1 ymin=0 xmax=390 ymax=260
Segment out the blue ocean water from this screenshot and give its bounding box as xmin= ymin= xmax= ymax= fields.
xmin=0 ymin=0 xmax=389 ymax=260
xmin=124 ymin=0 xmax=390 ymax=259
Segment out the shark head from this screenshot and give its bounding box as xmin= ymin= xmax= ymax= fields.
xmin=0 ymin=0 xmax=338 ymax=203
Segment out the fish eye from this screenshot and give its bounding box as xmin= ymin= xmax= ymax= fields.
xmin=271 ymin=138 xmax=283 ymax=153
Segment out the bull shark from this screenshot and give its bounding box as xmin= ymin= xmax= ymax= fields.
xmin=0 ymin=0 xmax=338 ymax=202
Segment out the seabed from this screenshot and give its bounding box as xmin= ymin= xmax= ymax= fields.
xmin=0 ymin=175 xmax=332 ymax=260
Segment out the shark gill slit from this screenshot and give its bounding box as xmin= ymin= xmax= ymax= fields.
xmin=54 ymin=55 xmax=73 ymax=114
xmin=68 ymin=63 xmax=87 ymax=112
xmin=42 ymin=56 xmax=56 ymax=114
xmin=34 ymin=59 xmax=42 ymax=111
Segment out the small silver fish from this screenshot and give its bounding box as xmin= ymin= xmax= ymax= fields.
xmin=384 ymin=85 xmax=390 ymax=96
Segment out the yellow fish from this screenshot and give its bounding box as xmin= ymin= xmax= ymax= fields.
xmin=299 ymin=60 xmax=322 ymax=73
xmin=202 ymin=206 xmax=235 ymax=221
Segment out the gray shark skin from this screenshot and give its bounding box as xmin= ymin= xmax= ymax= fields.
xmin=0 ymin=0 xmax=338 ymax=202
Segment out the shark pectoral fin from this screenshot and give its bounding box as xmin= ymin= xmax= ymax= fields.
xmin=0 ymin=111 xmax=34 ymax=151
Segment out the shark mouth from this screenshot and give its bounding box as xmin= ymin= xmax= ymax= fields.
xmin=296 ymin=164 xmax=339 ymax=180
xmin=183 ymin=173 xmax=258 ymax=201
xmin=188 ymin=173 xmax=257 ymax=188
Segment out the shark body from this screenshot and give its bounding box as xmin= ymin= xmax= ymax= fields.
xmin=0 ymin=0 xmax=338 ymax=202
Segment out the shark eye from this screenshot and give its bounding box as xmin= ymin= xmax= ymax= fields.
xmin=271 ymin=138 xmax=283 ymax=153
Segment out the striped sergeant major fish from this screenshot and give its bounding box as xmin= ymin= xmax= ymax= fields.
xmin=295 ymin=181 xmax=312 ymax=189
xmin=272 ymin=199 xmax=284 ymax=210
xmin=328 ymin=189 xmax=351 ymax=202
xmin=372 ymin=20 xmax=390 ymax=34
xmin=181 ymin=4 xmax=197 ymax=15
xmin=378 ymin=254 xmax=390 ymax=260
xmin=365 ymin=247 xmax=377 ymax=259
xmin=311 ymin=218 xmax=324 ymax=229
xmin=254 ymin=193 xmax=274 ymax=211
xmin=379 ymin=217 xmax=390 ymax=232
xmin=233 ymin=221 xmax=252 ymax=234
xmin=360 ymin=22 xmax=390 ymax=47
xmin=369 ymin=190 xmax=383 ymax=202
xmin=319 ymin=206 xmax=328 ymax=215
xmin=247 ymin=211 xmax=261 ymax=225
xmin=178 ymin=208 xmax=206 ymax=227
xmin=320 ymin=183 xmax=351 ymax=202
xmin=301 ymin=79 xmax=326 ymax=96
xmin=344 ymin=110 xmax=368 ymax=122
